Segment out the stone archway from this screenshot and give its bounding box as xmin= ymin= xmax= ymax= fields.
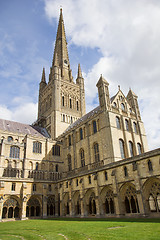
xmin=2 ymin=197 xmax=20 ymax=219
xmin=100 ymin=187 xmax=115 ymax=215
xmin=47 ymin=196 xmax=55 ymax=216
xmin=72 ymin=191 xmax=81 ymax=216
xmin=26 ymin=197 xmax=41 ymax=218
xmin=84 ymin=190 xmax=97 ymax=216
xmin=119 ymin=183 xmax=139 ymax=215
xmin=143 ymin=178 xmax=160 ymax=214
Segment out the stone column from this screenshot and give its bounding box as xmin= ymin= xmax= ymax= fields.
xmin=21 ymin=196 xmax=27 ymax=220
xmin=0 ymin=197 xmax=4 ymax=221
xmin=80 ymin=197 xmax=84 ymax=217
xmin=43 ymin=196 xmax=47 ymax=218
xmin=95 ymin=196 xmax=100 ymax=216
xmin=111 ymin=170 xmax=122 ymax=215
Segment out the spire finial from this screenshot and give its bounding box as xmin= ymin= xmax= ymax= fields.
xmin=41 ymin=67 xmax=46 ymax=83
xmin=118 ymin=85 xmax=120 ymax=91
xmin=60 ymin=6 xmax=62 ymax=14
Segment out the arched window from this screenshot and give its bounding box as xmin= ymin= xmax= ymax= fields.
xmin=10 ymin=146 xmax=20 ymax=158
xmin=133 ymin=122 xmax=137 ymax=134
xmin=113 ymin=102 xmax=117 ymax=107
xmin=88 ymin=175 xmax=91 ymax=184
xmin=68 ymin=154 xmax=72 ymax=171
xmin=124 ymin=166 xmax=128 ymax=177
xmin=137 ymin=143 xmax=142 ymax=155
xmin=149 ymin=195 xmax=156 ymax=212
xmin=93 ymin=143 xmax=100 ymax=162
xmin=33 ymin=142 xmax=42 ymax=153
xmin=121 ymin=103 xmax=125 ymax=111
xmin=80 ymin=149 xmax=85 ymax=167
xmin=62 ymin=96 xmax=64 ymax=106
xmin=116 ymin=116 xmax=120 ymax=129
xmin=70 ymin=98 xmax=72 ymax=108
xmin=125 ymin=119 xmax=129 ymax=131
xmin=71 ymin=116 xmax=73 ymax=123
xmin=93 ymin=120 xmax=97 ymax=134
xmin=63 ymin=114 xmax=65 ymax=122
xmin=55 ymin=164 xmax=58 ymax=172
xmin=36 ymin=162 xmax=38 ymax=170
xmin=148 ymin=160 xmax=153 ymax=171
xmin=8 ymin=136 xmax=13 ymax=142
xmin=52 ymin=145 xmax=60 ymax=156
xmin=79 ymin=128 xmax=83 ymax=140
xmin=129 ymin=141 xmax=134 ymax=157
xmin=119 ymin=139 xmax=125 ymax=159
xmin=77 ymin=101 xmax=79 ymax=111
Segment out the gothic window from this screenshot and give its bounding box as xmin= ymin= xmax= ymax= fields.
xmin=137 ymin=143 xmax=142 ymax=155
xmin=47 ymin=196 xmax=55 ymax=216
xmin=93 ymin=120 xmax=97 ymax=134
xmin=71 ymin=116 xmax=73 ymax=123
xmin=26 ymin=197 xmax=40 ymax=217
xmin=10 ymin=146 xmax=20 ymax=158
xmin=62 ymin=96 xmax=64 ymax=106
xmin=133 ymin=122 xmax=138 ymax=134
xmin=68 ymin=154 xmax=72 ymax=171
xmin=116 ymin=116 xmax=121 ymax=129
xmin=33 ymin=184 xmax=36 ymax=192
xmin=79 ymin=128 xmax=83 ymax=140
xmin=63 ymin=114 xmax=65 ymax=122
xmin=80 ymin=149 xmax=85 ymax=167
xmin=105 ymin=190 xmax=114 ymax=214
xmin=124 ymin=186 xmax=139 ymax=214
xmin=52 ymin=145 xmax=60 ymax=156
xmin=55 ymin=164 xmax=58 ymax=172
xmin=36 ymin=162 xmax=38 ymax=170
xmin=104 ymin=171 xmax=108 ymax=181
xmin=148 ymin=182 xmax=160 ymax=212
xmin=121 ymin=103 xmax=125 ymax=111
xmin=76 ymin=179 xmax=79 ymax=186
xmin=88 ymin=175 xmax=91 ymax=184
xmin=89 ymin=193 xmax=96 ymax=214
xmin=11 ymin=183 xmax=16 ymax=191
xmin=93 ymin=143 xmax=100 ymax=162
xmin=125 ymin=119 xmax=129 ymax=131
xmin=129 ymin=141 xmax=134 ymax=157
xmin=33 ymin=141 xmax=42 ymax=153
xmin=70 ymin=98 xmax=72 ymax=108
xmin=8 ymin=136 xmax=13 ymax=142
xmin=68 ymin=135 xmax=72 ymax=146
xmin=119 ymin=139 xmax=125 ymax=159
xmin=66 ymin=182 xmax=68 ymax=188
xmin=148 ymin=160 xmax=153 ymax=171
xmin=2 ymin=198 xmax=20 ymax=219
xmin=124 ymin=166 xmax=128 ymax=177
xmin=77 ymin=101 xmax=79 ymax=111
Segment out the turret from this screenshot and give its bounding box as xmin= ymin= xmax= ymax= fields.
xmin=96 ymin=75 xmax=110 ymax=111
xmin=127 ymin=89 xmax=141 ymax=120
xmin=76 ymin=64 xmax=85 ymax=115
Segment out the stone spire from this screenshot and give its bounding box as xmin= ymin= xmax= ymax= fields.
xmin=52 ymin=8 xmax=71 ymax=80
xmin=41 ymin=67 xmax=46 ymax=83
xmin=78 ymin=63 xmax=82 ymax=78
xmin=40 ymin=68 xmax=47 ymax=91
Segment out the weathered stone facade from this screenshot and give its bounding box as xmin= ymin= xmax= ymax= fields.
xmin=0 ymin=9 xmax=160 ymax=221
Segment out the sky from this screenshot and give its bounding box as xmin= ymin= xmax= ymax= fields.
xmin=0 ymin=0 xmax=160 ymax=150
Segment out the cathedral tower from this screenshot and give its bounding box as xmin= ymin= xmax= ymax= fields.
xmin=36 ymin=9 xmax=86 ymax=139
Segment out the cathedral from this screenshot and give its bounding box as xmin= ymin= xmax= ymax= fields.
xmin=0 ymin=9 xmax=160 ymax=221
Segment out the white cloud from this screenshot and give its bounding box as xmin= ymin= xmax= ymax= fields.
xmin=44 ymin=0 xmax=160 ymax=150
xmin=0 ymin=102 xmax=38 ymax=125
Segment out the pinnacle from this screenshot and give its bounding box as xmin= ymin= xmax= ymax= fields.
xmin=41 ymin=68 xmax=46 ymax=83
xmin=77 ymin=63 xmax=83 ymax=78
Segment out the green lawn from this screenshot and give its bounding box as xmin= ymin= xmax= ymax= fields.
xmin=0 ymin=218 xmax=160 ymax=240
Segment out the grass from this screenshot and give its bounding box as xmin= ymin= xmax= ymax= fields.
xmin=0 ymin=218 xmax=160 ymax=240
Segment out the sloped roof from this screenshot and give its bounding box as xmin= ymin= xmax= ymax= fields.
xmin=60 ymin=106 xmax=101 ymax=137
xmin=0 ymin=118 xmax=50 ymax=138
